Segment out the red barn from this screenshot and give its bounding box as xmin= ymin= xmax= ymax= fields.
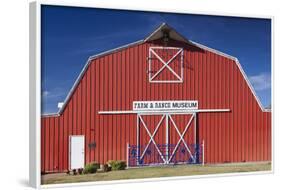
xmin=41 ymin=23 xmax=271 ymax=173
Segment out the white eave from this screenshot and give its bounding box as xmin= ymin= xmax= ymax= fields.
xmin=144 ymin=23 xmax=193 ymax=45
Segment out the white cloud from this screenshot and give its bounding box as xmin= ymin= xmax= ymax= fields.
xmin=42 ymin=90 xmax=49 ymax=97
xmin=42 ymin=88 xmax=66 ymax=99
xmin=249 ymin=72 xmax=271 ymax=91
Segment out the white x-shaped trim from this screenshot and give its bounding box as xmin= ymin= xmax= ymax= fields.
xmin=149 ymin=47 xmax=183 ymax=82
xmin=139 ymin=115 xmax=166 ymax=163
xmin=139 ymin=115 xmax=165 ymax=160
xmin=168 ymin=114 xmax=195 ymax=163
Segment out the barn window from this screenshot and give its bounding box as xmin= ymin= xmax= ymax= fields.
xmin=148 ymin=47 xmax=183 ymax=83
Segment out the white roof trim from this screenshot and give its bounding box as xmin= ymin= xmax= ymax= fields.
xmin=42 ymin=24 xmax=270 ymax=117
xmin=42 ymin=40 xmax=144 ymax=117
xmin=41 ymin=113 xmax=59 ymax=117
xmin=144 ymin=23 xmax=166 ymax=42
xmin=235 ymin=58 xmax=270 ymax=112
xmin=190 ymin=41 xmax=269 ymax=112
xmin=89 ymin=40 xmax=144 ymax=60
xmin=144 ymin=22 xmax=190 ymax=44
xmin=190 ymin=41 xmax=237 ymax=61
xmin=58 ymin=57 xmax=91 ymax=114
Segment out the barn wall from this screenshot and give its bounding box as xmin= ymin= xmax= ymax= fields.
xmin=41 ymin=40 xmax=271 ymax=173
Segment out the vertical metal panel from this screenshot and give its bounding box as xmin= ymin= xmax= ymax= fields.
xmin=54 ymin=117 xmax=59 ymax=170
xmin=210 ymin=52 xmax=215 ymax=163
xmin=262 ymin=113 xmax=266 ymax=160
xmin=241 ymin=66 xmax=245 ymax=161
xmin=221 ymin=56 xmax=225 ymax=162
xmin=232 ymin=61 xmax=236 ymax=162
xmin=45 ymin=117 xmax=50 ymax=171
xmin=106 ymin=55 xmax=112 ymax=162
xmin=96 ymin=58 xmax=101 ymax=162
xmin=264 ymin=112 xmax=268 ymax=160
xmin=236 ymin=62 xmax=241 ymax=162
xmin=205 ymin=51 xmax=210 ymax=163
xmin=237 ymin=62 xmax=242 ymax=161
xmin=72 ymin=90 xmax=77 ymax=135
xmin=262 ymin=112 xmax=266 ymax=160
xmin=41 ymin=118 xmax=45 ymax=172
xmin=59 ymin=115 xmax=64 ymax=171
xmin=85 ymin=68 xmax=90 ymax=164
xmin=214 ymin=53 xmax=219 ymax=163
xmin=258 ymin=105 xmax=262 ymax=160
xmin=64 ymin=103 xmax=69 ymax=170
xmin=267 ymin=113 xmax=270 ymax=160
xmin=226 ymin=58 xmax=231 ymax=162
xmin=101 ymin=57 xmax=106 ymax=161
xmin=256 ymin=97 xmax=261 ymax=161
xmin=244 ymin=68 xmax=249 ymax=162
xmin=201 ymin=50 xmax=207 ymax=162
xmin=116 ymin=51 xmax=121 ymax=161
xmin=112 ymin=53 xmax=117 ymax=160
xmin=253 ymin=90 xmax=257 ymax=161
xmin=90 ymin=60 xmax=95 ymax=161
xmin=50 ymin=117 xmax=54 ymax=170
xmin=77 ymin=81 xmax=81 ymax=136
xmin=81 ymin=73 xmax=86 ymax=166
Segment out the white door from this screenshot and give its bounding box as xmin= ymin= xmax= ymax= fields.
xmin=69 ymin=136 xmax=85 ymax=170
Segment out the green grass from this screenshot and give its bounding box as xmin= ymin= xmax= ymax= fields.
xmin=41 ymin=162 xmax=271 ymax=185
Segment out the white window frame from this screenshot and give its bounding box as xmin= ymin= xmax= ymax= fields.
xmin=148 ymin=46 xmax=184 ymax=83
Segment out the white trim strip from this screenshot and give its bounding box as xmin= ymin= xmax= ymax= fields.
xmin=42 ymin=40 xmax=144 ymax=116
xmin=139 ymin=115 xmax=166 ymax=161
xmin=144 ymin=23 xmax=167 ymax=42
xmin=149 ymin=80 xmax=183 ymax=83
xmin=190 ymin=40 xmax=270 ymax=113
xmin=190 ymin=40 xmax=237 ymax=61
xmin=150 ymin=48 xmax=183 ymax=81
xmin=150 ymin=46 xmax=184 ymax=50
xmin=59 ymin=40 xmax=144 ymax=115
xmin=99 ymin=109 xmax=230 ymax=115
xmin=89 ymin=40 xmax=144 ymax=60
xmin=58 ymin=57 xmax=92 ymax=114
xmin=234 ymin=58 xmax=269 ymax=112
xmin=139 ymin=116 xmax=166 ymax=163
xmin=168 ymin=114 xmax=195 ymax=163
xmin=144 ymin=23 xmax=190 ymax=44
xmin=41 ymin=113 xmax=59 ymax=118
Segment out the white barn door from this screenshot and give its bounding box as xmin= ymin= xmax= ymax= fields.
xmin=69 ymin=135 xmax=85 ymax=170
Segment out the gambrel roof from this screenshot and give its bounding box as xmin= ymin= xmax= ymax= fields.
xmin=42 ymin=23 xmax=269 ymax=117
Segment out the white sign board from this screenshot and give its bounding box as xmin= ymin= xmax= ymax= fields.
xmin=133 ymin=100 xmax=198 ymax=111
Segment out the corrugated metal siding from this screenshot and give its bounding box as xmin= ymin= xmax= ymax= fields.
xmin=41 ymin=40 xmax=271 ymax=173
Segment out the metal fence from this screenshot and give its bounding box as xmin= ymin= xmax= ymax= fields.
xmin=127 ymin=141 xmax=205 ymax=168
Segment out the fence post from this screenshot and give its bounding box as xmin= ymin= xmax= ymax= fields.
xmin=126 ymin=142 xmax=129 ymax=169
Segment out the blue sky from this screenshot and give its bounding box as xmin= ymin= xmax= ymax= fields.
xmin=41 ymin=5 xmax=271 ymax=114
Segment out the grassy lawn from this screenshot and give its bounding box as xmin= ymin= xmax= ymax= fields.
xmin=41 ymin=162 xmax=271 ymax=185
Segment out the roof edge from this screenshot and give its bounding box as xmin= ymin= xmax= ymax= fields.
xmin=144 ymin=22 xmax=191 ymax=44
xmin=144 ymin=22 xmax=166 ymax=42
xmin=234 ymin=58 xmax=269 ymax=112
xmin=53 ymin=40 xmax=144 ymax=115
xmin=191 ymin=40 xmax=269 ymax=112
xmin=41 ymin=113 xmax=60 ymax=118
xmin=89 ymin=39 xmax=144 ymax=61
xmin=190 ymin=40 xmax=237 ymax=61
